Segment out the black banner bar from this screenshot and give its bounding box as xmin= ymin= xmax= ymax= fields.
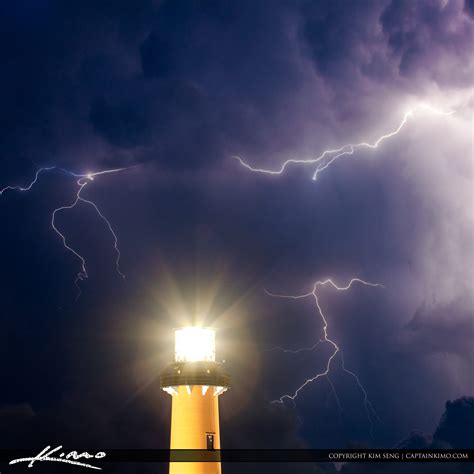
xmin=1 ymin=449 xmax=474 ymax=463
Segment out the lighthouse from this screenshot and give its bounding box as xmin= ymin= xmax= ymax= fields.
xmin=160 ymin=327 xmax=230 ymax=474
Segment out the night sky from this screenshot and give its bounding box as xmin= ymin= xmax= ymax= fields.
xmin=0 ymin=1 xmax=473 ymax=473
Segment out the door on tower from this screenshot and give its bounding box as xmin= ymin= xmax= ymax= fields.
xmin=206 ymin=433 xmax=215 ymax=450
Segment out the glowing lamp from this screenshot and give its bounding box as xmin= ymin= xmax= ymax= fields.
xmin=174 ymin=327 xmax=215 ymax=363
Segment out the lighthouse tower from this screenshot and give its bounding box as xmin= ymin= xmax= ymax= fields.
xmin=160 ymin=327 xmax=230 ymax=474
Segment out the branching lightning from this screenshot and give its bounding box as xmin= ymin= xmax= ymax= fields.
xmin=234 ymin=104 xmax=454 ymax=180
xmin=267 ymin=278 xmax=383 ymax=436
xmin=1 ymin=166 xmax=129 ymax=298
xmin=266 ymin=340 xmax=322 ymax=354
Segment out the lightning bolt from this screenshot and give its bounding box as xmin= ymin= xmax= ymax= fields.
xmin=0 ymin=167 xmax=56 ymax=195
xmin=267 ymin=278 xmax=383 ymax=437
xmin=233 ymin=104 xmax=454 ymax=180
xmin=1 ymin=166 xmax=129 ymax=299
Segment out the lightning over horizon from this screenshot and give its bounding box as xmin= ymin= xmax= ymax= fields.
xmin=1 ymin=166 xmax=129 ymax=299
xmin=267 ymin=278 xmax=384 ymax=437
xmin=234 ymin=103 xmax=454 ymax=180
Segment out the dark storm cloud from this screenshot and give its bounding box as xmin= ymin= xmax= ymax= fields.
xmin=381 ymin=0 xmax=474 ymax=86
xmin=0 ymin=0 xmax=472 ymax=466
xmin=300 ymin=0 xmax=389 ymax=81
xmin=339 ymin=397 xmax=474 ymax=473
xmin=300 ymin=0 xmax=473 ymax=86
xmin=1 ymin=0 xmax=471 ymax=171
xmin=465 ymin=0 xmax=474 ymax=17
xmin=1 ymin=0 xmax=307 ymax=172
xmin=0 ymin=0 xmax=154 ymax=171
xmin=434 ymin=397 xmax=474 ymax=449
